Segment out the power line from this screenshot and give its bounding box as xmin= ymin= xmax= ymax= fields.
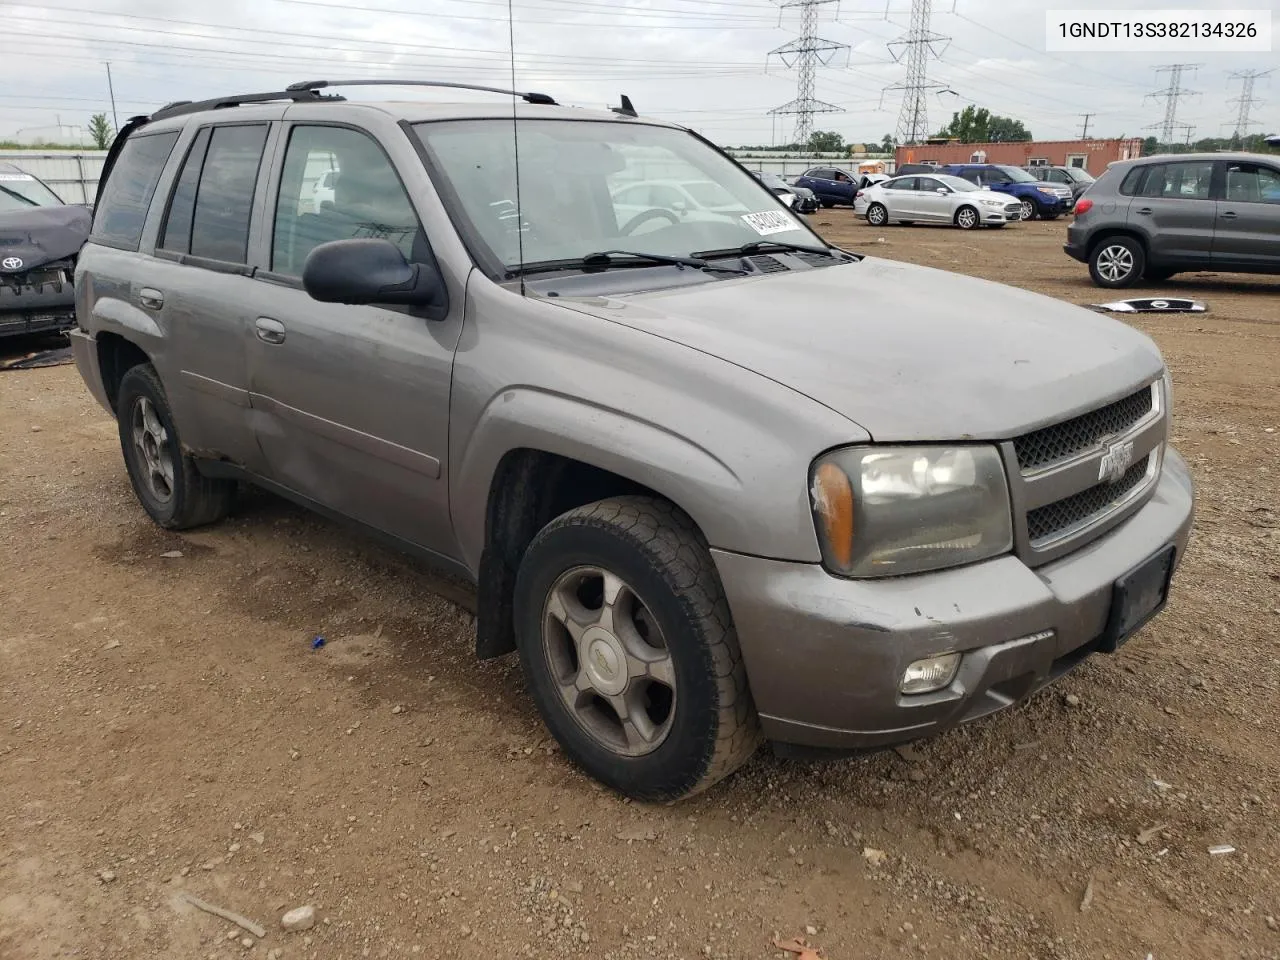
xmin=1145 ymin=63 xmax=1200 ymax=145
xmin=882 ymin=0 xmax=949 ymax=144
xmin=1226 ymin=69 xmax=1271 ymax=139
xmin=767 ymin=0 xmax=848 ymax=144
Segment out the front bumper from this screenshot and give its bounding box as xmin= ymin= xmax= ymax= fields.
xmin=713 ymin=448 xmax=1194 ymax=751
xmin=0 ymin=279 xmax=76 ymax=338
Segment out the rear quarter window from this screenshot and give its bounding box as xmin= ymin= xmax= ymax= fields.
xmin=90 ymin=132 xmax=180 ymax=251
xmin=1119 ymin=166 xmax=1147 ymax=196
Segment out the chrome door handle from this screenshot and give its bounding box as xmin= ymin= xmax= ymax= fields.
xmin=138 ymin=288 xmax=164 ymax=310
xmin=255 ymin=317 xmax=287 ymax=344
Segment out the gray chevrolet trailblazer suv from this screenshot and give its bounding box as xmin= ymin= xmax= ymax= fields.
xmin=71 ymin=80 xmax=1194 ymax=801
xmin=1065 ymin=151 xmax=1280 ymax=287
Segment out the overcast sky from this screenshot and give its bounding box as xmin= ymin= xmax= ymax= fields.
xmin=1 ymin=0 xmax=1275 ymax=147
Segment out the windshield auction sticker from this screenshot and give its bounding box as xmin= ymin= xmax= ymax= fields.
xmin=0 ymin=174 xmax=36 ymax=181
xmin=741 ymin=211 xmax=797 ymax=235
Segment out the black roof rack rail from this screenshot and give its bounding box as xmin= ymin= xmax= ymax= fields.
xmin=149 ymin=87 xmax=343 ymax=122
xmin=285 ymin=79 xmax=557 ymax=105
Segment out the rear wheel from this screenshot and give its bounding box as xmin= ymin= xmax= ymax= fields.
xmin=821 ymin=200 xmax=835 ymax=209
xmin=1089 ymin=236 xmax=1145 ymax=288
xmin=116 ymin=364 xmax=236 ymax=529
xmin=514 ymin=496 xmax=760 ymax=801
xmin=954 ymin=205 xmax=980 ymax=230
xmin=866 ymin=202 xmax=888 ymax=226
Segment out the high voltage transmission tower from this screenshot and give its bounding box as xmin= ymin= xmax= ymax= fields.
xmin=881 ymin=0 xmax=950 ymax=145
xmin=767 ymin=0 xmax=848 ymax=145
xmin=1227 ymin=69 xmax=1271 ymax=139
xmin=1144 ymin=63 xmax=1200 ymax=145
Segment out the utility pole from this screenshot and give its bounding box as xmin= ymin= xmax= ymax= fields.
xmin=1144 ymin=63 xmax=1200 ymax=146
xmin=1227 ymin=68 xmax=1271 ymax=140
xmin=881 ymin=0 xmax=951 ymax=145
xmin=104 ymin=61 xmax=119 ymax=132
xmin=1077 ymin=113 xmax=1094 ymax=139
xmin=767 ymin=0 xmax=848 ymax=147
xmin=1184 ymin=126 xmax=1195 ymax=146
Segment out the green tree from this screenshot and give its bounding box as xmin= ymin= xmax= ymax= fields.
xmin=936 ymin=105 xmax=1032 ymax=143
xmin=88 ymin=113 xmax=113 ymax=150
xmin=879 ymin=133 xmax=896 ymax=153
xmin=1141 ymin=136 xmax=1160 ymax=155
xmin=806 ymin=130 xmax=845 ymax=153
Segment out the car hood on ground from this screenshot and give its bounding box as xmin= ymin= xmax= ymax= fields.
xmin=549 ymin=256 xmax=1164 ymax=442
xmin=0 ymin=205 xmax=91 ymax=273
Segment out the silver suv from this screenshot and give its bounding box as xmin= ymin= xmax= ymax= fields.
xmin=1065 ymin=152 xmax=1280 ymax=287
xmin=72 ymin=81 xmax=1194 ymax=800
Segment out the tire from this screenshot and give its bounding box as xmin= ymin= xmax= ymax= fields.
xmin=954 ymin=205 xmax=980 ymax=230
xmin=866 ymin=202 xmax=888 ymax=227
xmin=1089 ymin=236 xmax=1145 ymax=288
xmin=1044 ymin=213 xmax=1061 ymax=221
xmin=116 ymin=363 xmax=237 ymax=529
xmin=1019 ymin=198 xmax=1037 ymax=222
xmin=821 ymin=200 xmax=834 ymax=209
xmin=513 ymin=496 xmax=760 ymax=801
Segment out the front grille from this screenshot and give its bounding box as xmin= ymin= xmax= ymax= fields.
xmin=1027 ymin=455 xmax=1150 ymax=544
xmin=1014 ymin=385 xmax=1154 ymax=473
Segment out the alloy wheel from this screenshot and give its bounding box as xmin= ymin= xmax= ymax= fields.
xmin=541 ymin=565 xmax=676 ymax=757
xmin=130 ymin=396 xmax=175 ymax=503
xmin=1095 ymin=244 xmax=1136 ymax=283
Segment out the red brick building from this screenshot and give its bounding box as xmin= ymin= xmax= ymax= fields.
xmin=895 ymin=138 xmax=1144 ymax=174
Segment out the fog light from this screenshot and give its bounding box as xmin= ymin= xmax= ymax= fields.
xmin=900 ymin=653 xmax=961 ymax=695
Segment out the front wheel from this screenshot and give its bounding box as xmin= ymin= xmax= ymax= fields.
xmin=1089 ymin=236 xmax=1145 ymax=288
xmin=1019 ymin=198 xmax=1037 ymax=221
xmin=866 ymin=202 xmax=888 ymax=226
xmin=514 ymin=497 xmax=760 ymax=801
xmin=116 ymin=363 xmax=237 ymax=529
xmin=954 ymin=205 xmax=980 ymax=230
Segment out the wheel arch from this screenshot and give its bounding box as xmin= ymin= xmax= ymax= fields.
xmin=96 ymin=332 xmax=153 ymax=414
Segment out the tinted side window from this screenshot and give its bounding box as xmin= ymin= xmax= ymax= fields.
xmin=918 ymin=177 xmax=942 ymax=191
xmin=90 ymin=132 xmax=179 ymax=250
xmin=1139 ymin=161 xmax=1213 ymax=200
xmin=984 ymin=168 xmax=1011 ymax=184
xmin=957 ymin=169 xmax=982 ymax=185
xmin=190 ymin=125 xmax=269 ymax=264
xmin=159 ymin=128 xmax=211 ymax=254
xmin=272 ymin=125 xmax=421 ymax=277
xmin=1119 ymin=166 xmax=1146 ymax=195
xmin=1223 ymin=163 xmax=1280 ymax=204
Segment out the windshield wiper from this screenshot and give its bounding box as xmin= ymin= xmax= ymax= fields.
xmin=509 ymin=250 xmax=747 ymax=278
xmin=583 ymin=250 xmax=748 ymax=275
xmin=734 ymin=239 xmax=834 ymax=257
xmin=0 ymin=184 xmax=40 ymax=207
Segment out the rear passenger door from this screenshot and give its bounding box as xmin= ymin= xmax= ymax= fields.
xmin=246 ymin=122 xmax=464 ymax=557
xmin=1212 ymin=160 xmax=1280 ymax=270
xmin=151 ymin=121 xmax=276 ymax=472
xmin=1127 ymin=160 xmax=1217 ymax=264
xmin=882 ymin=177 xmax=918 ymax=218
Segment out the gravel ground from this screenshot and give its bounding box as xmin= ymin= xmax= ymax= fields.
xmin=1 ymin=216 xmax=1277 ymax=960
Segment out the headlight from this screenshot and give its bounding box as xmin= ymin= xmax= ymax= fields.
xmin=980 ymin=198 xmax=1003 ymax=207
xmin=1036 ymin=186 xmax=1057 ymax=194
xmin=810 ymin=446 xmax=1013 ymax=577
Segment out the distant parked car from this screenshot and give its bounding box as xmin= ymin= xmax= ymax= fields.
xmin=941 ymin=163 xmax=1074 ymax=221
xmin=309 ymin=168 xmax=339 ymax=212
xmin=856 ymin=173 xmax=1023 ymax=229
xmin=611 ymin=178 xmax=747 ymax=230
xmin=893 ymin=163 xmax=945 ymax=176
xmin=0 ymin=161 xmax=90 ymax=338
xmin=751 ymin=171 xmax=819 ymax=213
xmin=1064 ymin=152 xmax=1280 ymax=287
xmin=793 ymin=167 xmax=860 ymax=207
xmin=1027 ymin=165 xmax=1095 ymax=201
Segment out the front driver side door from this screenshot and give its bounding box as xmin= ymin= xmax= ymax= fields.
xmin=246 ymin=122 xmax=465 ymax=556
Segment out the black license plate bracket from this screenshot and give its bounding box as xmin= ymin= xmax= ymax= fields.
xmin=1099 ymin=544 xmax=1176 ymax=653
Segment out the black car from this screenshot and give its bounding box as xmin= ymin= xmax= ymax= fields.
xmin=1027 ymin=164 xmax=1096 ymax=201
xmin=0 ymin=162 xmax=90 ymax=338
xmin=751 ymin=170 xmax=819 ymax=213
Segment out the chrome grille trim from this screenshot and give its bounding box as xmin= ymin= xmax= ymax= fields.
xmin=1014 ymin=382 xmax=1159 ymax=475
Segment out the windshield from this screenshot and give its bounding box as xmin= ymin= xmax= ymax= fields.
xmin=935 ymin=175 xmax=979 ymax=192
xmin=0 ymin=170 xmax=63 ymax=211
xmin=995 ymin=165 xmax=1038 ymax=183
xmin=1066 ymin=167 xmax=1095 ymax=183
xmin=413 ymin=119 xmax=821 ymax=272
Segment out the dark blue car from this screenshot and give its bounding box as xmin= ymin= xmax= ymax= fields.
xmin=940 ymin=163 xmax=1074 ymax=221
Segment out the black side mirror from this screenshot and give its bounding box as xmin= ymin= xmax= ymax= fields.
xmin=301 ymin=238 xmax=447 ymax=315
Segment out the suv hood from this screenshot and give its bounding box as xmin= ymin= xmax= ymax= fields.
xmin=550 ymin=256 xmax=1164 ymax=442
xmin=0 ymin=205 xmax=91 ymax=274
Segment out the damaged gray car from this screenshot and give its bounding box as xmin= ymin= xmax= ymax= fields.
xmin=0 ymin=161 xmax=89 ymax=339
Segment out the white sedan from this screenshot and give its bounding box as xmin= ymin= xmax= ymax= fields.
xmin=854 ymin=173 xmax=1022 ymax=229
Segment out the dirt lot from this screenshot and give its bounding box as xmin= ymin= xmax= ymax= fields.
xmin=2 ymin=216 xmax=1278 ymax=960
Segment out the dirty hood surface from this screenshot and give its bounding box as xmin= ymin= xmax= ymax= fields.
xmin=0 ymin=204 xmax=91 ymax=273
xmin=553 ymin=255 xmax=1165 ymax=442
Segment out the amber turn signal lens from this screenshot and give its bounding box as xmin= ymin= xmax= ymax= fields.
xmin=812 ymin=462 xmax=855 ymax=569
